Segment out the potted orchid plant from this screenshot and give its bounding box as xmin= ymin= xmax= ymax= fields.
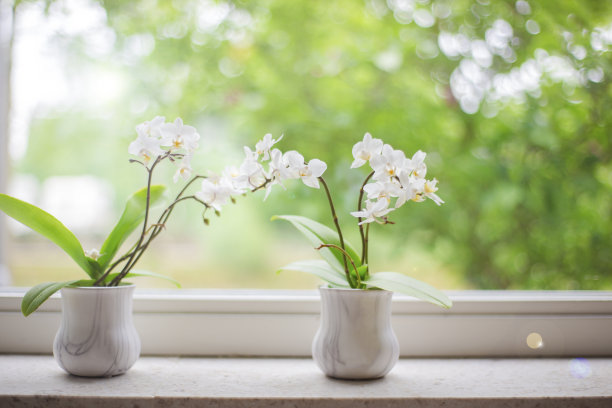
xmin=193 ymin=132 xmax=452 ymax=379
xmin=0 ymin=118 xmax=340 ymax=376
xmin=270 ymin=132 xmax=452 ymax=380
xmin=275 ymin=133 xmax=452 ymax=379
xmin=0 ymin=116 xmax=210 ymax=376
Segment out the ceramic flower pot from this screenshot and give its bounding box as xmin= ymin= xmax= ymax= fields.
xmin=53 ymin=285 xmax=141 ymax=377
xmin=312 ymin=287 xmax=399 ymax=380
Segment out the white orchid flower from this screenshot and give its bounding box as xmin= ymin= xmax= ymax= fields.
xmin=255 ymin=133 xmax=283 ymax=161
xmin=282 ymin=151 xmax=327 ymax=188
xmin=264 ymin=148 xmax=294 ymax=199
xmin=299 ymin=159 xmax=327 ymax=188
xmin=161 ymin=117 xmax=200 ymax=152
xmin=282 ymin=150 xmax=306 ymax=179
xmin=243 ymin=146 xmax=259 ymax=162
xmin=240 ymin=155 xmax=267 ymax=190
xmin=173 ymin=155 xmax=193 ymax=183
xmin=350 ymin=199 xmax=394 ymax=225
xmin=135 ymin=116 xmax=165 ymax=139
xmin=363 ymin=181 xmax=401 ymax=203
xmin=222 ymin=165 xmax=250 ymax=194
xmin=128 ymin=131 xmax=164 ymax=165
xmin=423 ymin=178 xmax=444 ymax=206
xmin=268 ymin=148 xmax=294 ymax=184
xmin=351 ymin=132 xmax=383 ymax=168
xmin=370 ymin=144 xmax=406 ymax=182
xmin=395 ymin=171 xmax=425 ymax=208
xmin=404 ymin=149 xmax=428 ymax=179
xmin=195 ymin=178 xmax=233 ymax=212
xmin=264 ymin=149 xmax=284 ymax=201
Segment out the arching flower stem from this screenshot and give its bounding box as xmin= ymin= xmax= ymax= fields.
xmin=316 ymin=244 xmax=362 ymax=288
xmin=318 ymin=176 xmax=353 ymax=286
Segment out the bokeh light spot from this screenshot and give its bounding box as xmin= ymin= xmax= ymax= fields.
xmin=515 ymin=0 xmax=531 ymax=15
xmin=526 ymin=20 xmax=540 ymax=35
xmin=569 ymin=358 xmax=592 ymax=379
xmin=526 ymin=332 xmax=544 ymax=349
xmin=414 ymin=9 xmax=435 ymax=28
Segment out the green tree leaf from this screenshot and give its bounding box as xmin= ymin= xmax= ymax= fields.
xmin=97 ymin=185 xmax=166 ymax=271
xmin=277 ymin=259 xmax=350 ymax=288
xmin=21 ymin=280 xmax=88 ymax=316
xmin=366 ymin=271 xmax=452 ymax=309
xmin=0 ymin=194 xmax=96 ymax=278
xmin=271 ymin=215 xmax=362 ymax=271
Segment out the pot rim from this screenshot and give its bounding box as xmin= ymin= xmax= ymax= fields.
xmin=318 ymin=286 xmax=393 ymax=295
xmin=61 ymin=283 xmax=136 ymax=292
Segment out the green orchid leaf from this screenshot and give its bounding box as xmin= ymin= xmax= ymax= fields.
xmin=356 ymin=264 xmax=368 ymax=280
xmin=107 ymin=269 xmax=181 ymax=288
xmin=271 ymin=215 xmax=362 ymax=271
xmin=276 ymin=217 xmax=342 ymax=271
xmin=0 ymin=194 xmax=97 ymax=278
xmin=21 ymin=280 xmax=91 ymax=316
xmin=277 ymin=260 xmax=350 ymax=288
xmin=366 ymin=271 xmax=452 ymax=309
xmin=97 ymin=185 xmax=166 ymax=271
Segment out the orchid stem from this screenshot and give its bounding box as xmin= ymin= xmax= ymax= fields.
xmin=316 ymin=244 xmax=362 ymax=288
xmin=108 ymin=157 xmax=205 ymax=286
xmin=108 ymin=157 xmax=157 ymax=286
xmin=357 ymin=171 xmax=374 ymax=265
xmin=364 ymin=223 xmax=370 ymax=273
xmin=318 ymin=176 xmax=352 ymax=286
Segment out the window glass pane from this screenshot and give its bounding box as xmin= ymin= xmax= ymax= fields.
xmin=1 ymin=0 xmax=611 ymax=290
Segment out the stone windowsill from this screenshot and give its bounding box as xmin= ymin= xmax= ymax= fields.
xmin=1 ymin=355 xmax=611 ymax=407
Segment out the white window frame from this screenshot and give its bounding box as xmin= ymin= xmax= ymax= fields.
xmin=1 ymin=288 xmax=611 ymax=356
xmin=1 ymin=2 xmax=611 ymax=360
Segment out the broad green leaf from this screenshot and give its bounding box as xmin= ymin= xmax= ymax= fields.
xmin=277 ymin=260 xmax=350 ymax=288
xmin=21 ymin=280 xmax=85 ymax=316
xmin=272 ymin=215 xmax=362 ymax=270
xmin=0 ymin=194 xmax=96 ymax=278
xmin=284 ymin=219 xmax=343 ymax=271
xmin=97 ymin=185 xmax=166 ymax=271
xmin=106 ymin=269 xmax=181 ymax=288
xmin=366 ymin=272 xmax=452 ymax=309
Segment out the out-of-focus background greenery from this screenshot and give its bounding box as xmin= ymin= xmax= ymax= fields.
xmin=2 ymin=0 xmax=611 ymax=290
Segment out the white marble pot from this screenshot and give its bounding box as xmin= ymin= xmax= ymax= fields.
xmin=53 ymin=285 xmax=141 ymax=377
xmin=312 ymin=287 xmax=399 ymax=380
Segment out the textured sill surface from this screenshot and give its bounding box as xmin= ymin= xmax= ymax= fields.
xmin=1 ymin=355 xmax=611 ymax=408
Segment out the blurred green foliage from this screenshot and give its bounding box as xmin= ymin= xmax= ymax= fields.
xmin=13 ymin=0 xmax=612 ymax=289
